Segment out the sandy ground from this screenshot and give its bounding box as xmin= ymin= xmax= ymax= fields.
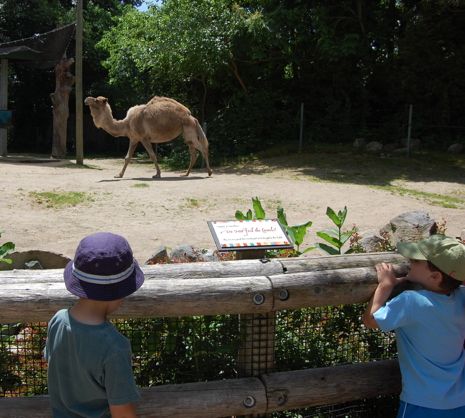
xmin=0 ymin=156 xmax=464 ymax=264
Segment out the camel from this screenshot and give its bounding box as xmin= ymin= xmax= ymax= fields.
xmin=84 ymin=95 xmax=212 ymax=178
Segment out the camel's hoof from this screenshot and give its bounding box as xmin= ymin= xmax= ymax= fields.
xmin=114 ymin=174 xmax=123 ymax=179
xmin=208 ymin=171 xmax=212 ymax=177
xmin=152 ymin=174 xmax=161 ymax=179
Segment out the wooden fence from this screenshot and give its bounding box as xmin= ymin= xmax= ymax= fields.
xmin=0 ymin=252 xmax=406 ymax=417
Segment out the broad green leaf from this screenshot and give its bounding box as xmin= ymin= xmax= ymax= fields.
xmin=340 ymin=231 xmax=354 ymax=245
xmin=301 ymin=246 xmax=316 ymax=254
xmin=286 ymin=228 xmax=296 ymax=246
xmin=246 ymin=209 xmax=253 ymax=220
xmin=252 ymin=197 xmax=266 ymax=219
xmin=0 ymin=258 xmax=12 ymax=264
xmin=326 ymin=206 xmax=342 ymax=227
xmin=290 ymin=221 xmax=312 ymax=246
xmin=338 ymin=206 xmax=348 ymax=225
xmin=277 ymin=207 xmax=288 ymax=226
xmin=316 ymin=231 xmax=341 ymax=247
xmin=316 ymin=242 xmax=340 ymax=255
xmin=235 ymin=210 xmax=247 ymax=220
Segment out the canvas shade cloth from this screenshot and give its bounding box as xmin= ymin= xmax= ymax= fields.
xmin=0 ymin=23 xmax=75 ymax=68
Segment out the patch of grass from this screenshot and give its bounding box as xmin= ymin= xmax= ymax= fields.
xmin=29 ymin=191 xmax=94 ymax=208
xmin=184 ymin=198 xmax=201 ymax=208
xmin=374 ymin=185 xmax=465 ymax=208
xmin=132 ymin=183 xmax=149 ymax=188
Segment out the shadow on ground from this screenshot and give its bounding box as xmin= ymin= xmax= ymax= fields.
xmin=214 ymin=150 xmax=465 ymax=187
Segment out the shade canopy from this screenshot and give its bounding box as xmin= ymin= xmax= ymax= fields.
xmin=0 ymin=23 xmax=75 ymax=68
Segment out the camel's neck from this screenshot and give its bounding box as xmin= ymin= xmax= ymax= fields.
xmin=92 ymin=104 xmax=128 ymax=138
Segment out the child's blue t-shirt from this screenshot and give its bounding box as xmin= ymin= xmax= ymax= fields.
xmin=374 ymin=288 xmax=465 ymax=409
xmin=45 ymin=309 xmax=140 ymax=418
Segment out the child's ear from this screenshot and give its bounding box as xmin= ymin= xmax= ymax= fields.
xmin=430 ymin=270 xmax=443 ymax=283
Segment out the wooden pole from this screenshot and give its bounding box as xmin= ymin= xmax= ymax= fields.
xmin=0 ymin=360 xmax=401 ymax=417
xmin=236 ymin=249 xmax=274 ymax=418
xmin=406 ymin=104 xmax=413 ymax=158
xmin=298 ymin=102 xmax=304 ymax=153
xmin=75 ymin=0 xmax=84 ymax=165
xmin=0 ymin=58 xmax=8 ymax=156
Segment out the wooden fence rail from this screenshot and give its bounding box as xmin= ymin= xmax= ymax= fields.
xmin=0 ymin=252 xmax=407 ymax=322
xmin=0 ymin=252 xmax=406 ymax=416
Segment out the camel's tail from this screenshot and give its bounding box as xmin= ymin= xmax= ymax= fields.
xmin=194 ymin=119 xmax=209 ymax=150
xmin=194 ymin=118 xmax=212 ymax=176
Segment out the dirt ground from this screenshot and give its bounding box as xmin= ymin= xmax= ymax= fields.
xmin=1 ymin=155 xmax=464 ymax=264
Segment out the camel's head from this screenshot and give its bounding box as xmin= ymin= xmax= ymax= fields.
xmin=84 ymin=96 xmax=111 ymax=128
xmin=84 ymin=96 xmax=108 ymax=110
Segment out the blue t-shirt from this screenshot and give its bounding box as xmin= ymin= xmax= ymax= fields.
xmin=374 ymin=288 xmax=465 ymax=409
xmin=45 ymin=309 xmax=140 ymax=418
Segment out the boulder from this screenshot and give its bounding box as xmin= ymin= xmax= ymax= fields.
xmin=365 ymin=141 xmax=383 ymax=153
xmin=447 ymin=143 xmax=464 ymax=154
xmin=353 ymin=137 xmax=366 ymax=148
xmin=360 ymin=232 xmax=385 ymax=253
xmin=0 ymin=250 xmax=70 ymax=271
xmin=145 ymin=246 xmax=169 ymax=264
xmin=380 ymin=211 xmax=436 ymax=246
xmin=170 ymin=244 xmax=202 ymax=262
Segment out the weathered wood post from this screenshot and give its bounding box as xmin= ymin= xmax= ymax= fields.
xmin=236 ymin=249 xmax=275 ymax=418
xmin=0 ymin=58 xmax=8 ymax=156
xmin=50 ymin=56 xmax=75 ymax=158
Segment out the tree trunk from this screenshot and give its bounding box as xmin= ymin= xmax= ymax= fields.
xmin=50 ymin=57 xmax=75 ymax=159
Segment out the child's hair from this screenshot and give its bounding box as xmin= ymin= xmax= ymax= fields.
xmin=427 ymin=260 xmax=462 ymax=292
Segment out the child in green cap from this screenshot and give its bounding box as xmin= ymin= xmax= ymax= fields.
xmin=363 ymin=234 xmax=465 ymax=418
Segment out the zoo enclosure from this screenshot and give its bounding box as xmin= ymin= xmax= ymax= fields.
xmin=0 ymin=253 xmax=407 ymax=417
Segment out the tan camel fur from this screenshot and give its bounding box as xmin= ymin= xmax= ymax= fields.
xmin=84 ymin=96 xmax=212 ymax=178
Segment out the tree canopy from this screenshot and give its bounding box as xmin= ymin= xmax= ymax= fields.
xmin=3 ymin=0 xmax=465 ymax=158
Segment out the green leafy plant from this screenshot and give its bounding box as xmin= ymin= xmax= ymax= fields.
xmin=235 ymin=196 xmax=265 ymax=220
xmin=0 ymin=231 xmax=15 ymax=265
xmin=316 ymin=206 xmax=356 ymax=255
xmin=235 ymin=197 xmax=313 ymax=255
xmin=277 ymin=208 xmax=314 ymax=255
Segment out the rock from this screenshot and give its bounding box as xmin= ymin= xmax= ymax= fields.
xmin=170 ymin=244 xmax=202 ymax=262
xmin=447 ymin=143 xmax=463 ymax=154
xmin=0 ymin=250 xmax=71 ymax=271
xmin=380 ymin=211 xmax=436 ymax=246
xmin=24 ymin=260 xmax=43 ymax=270
xmin=200 ymin=249 xmax=221 ymax=262
xmin=365 ymin=141 xmax=383 ymax=153
xmin=360 ymin=233 xmax=385 ymax=253
xmin=400 ymin=137 xmax=421 ymax=149
xmin=382 ymin=142 xmax=399 ymax=153
xmin=353 ymin=138 xmax=366 ymax=148
xmin=145 ymin=246 xmax=169 ymax=264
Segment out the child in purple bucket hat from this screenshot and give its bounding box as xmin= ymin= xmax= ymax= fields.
xmin=44 ymin=232 xmax=145 ymax=418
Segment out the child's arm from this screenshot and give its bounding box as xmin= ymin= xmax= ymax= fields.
xmin=110 ymin=403 xmax=137 ymax=418
xmin=362 ymin=262 xmax=406 ymax=329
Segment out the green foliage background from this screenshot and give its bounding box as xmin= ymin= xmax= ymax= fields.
xmin=2 ymin=1 xmax=465 ymax=159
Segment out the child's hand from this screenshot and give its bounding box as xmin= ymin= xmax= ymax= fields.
xmin=375 ymin=263 xmax=405 ymax=288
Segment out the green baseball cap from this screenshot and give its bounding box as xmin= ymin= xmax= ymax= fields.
xmin=397 ymin=234 xmax=465 ymax=281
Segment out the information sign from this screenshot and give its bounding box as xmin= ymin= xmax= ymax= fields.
xmin=208 ymin=219 xmax=293 ymax=251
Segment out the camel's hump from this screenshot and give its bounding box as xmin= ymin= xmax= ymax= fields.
xmin=146 ymin=96 xmax=191 ymax=114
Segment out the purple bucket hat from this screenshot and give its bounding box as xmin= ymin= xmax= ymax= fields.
xmin=64 ymin=232 xmax=144 ymax=301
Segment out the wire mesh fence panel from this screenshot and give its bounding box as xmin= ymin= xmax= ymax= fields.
xmin=1 ymin=305 xmax=399 ymax=417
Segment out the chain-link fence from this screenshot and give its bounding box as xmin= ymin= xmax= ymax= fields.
xmin=0 ymin=304 xmax=399 ymax=417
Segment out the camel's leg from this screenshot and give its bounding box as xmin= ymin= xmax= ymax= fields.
xmin=198 ymin=145 xmax=212 ymax=177
xmin=183 ymin=143 xmax=199 ymax=177
xmin=141 ymin=141 xmax=161 ymax=178
xmin=117 ymin=141 xmax=138 ymax=178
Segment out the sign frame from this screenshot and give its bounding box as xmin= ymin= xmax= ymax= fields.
xmin=207 ymin=219 xmax=294 ymax=252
